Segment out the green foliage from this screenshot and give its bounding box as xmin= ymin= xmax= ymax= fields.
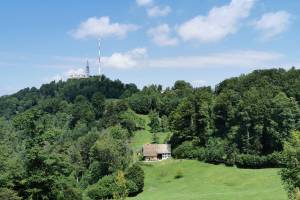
xmin=88 ymin=134 xmax=132 ymax=184
xmin=173 ymin=141 xmax=205 ymax=160
xmin=85 ymin=175 xmax=116 ymax=199
xmin=91 ymin=92 xmax=105 ymax=119
xmin=1 ymin=69 xmax=300 ymax=199
xmin=281 ymin=131 xmax=300 ymax=199
xmin=169 ymin=87 xmax=214 ymax=147
xmin=204 ymin=138 xmax=226 ymax=164
xmin=85 ymin=168 xmax=143 ymax=200
xmin=148 ymin=111 xmax=160 ymax=133
xmin=125 ymin=164 xmax=144 ymax=194
xmin=120 ymin=109 xmax=146 ymax=133
xmin=0 ymin=188 xmax=22 ymax=200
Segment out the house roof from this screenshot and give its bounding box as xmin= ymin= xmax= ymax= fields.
xmin=143 ymin=144 xmax=171 ymax=157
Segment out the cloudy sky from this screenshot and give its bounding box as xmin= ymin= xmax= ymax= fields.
xmin=0 ymin=0 xmax=299 ymax=95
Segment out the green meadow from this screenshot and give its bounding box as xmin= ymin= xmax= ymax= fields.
xmin=130 ymin=159 xmax=287 ymax=200
xmin=129 ymin=117 xmax=287 ymax=200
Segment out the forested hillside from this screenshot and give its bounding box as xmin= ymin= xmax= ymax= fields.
xmin=0 ymin=68 xmax=300 ymax=199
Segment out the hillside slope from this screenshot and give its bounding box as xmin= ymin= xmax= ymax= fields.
xmin=130 ymin=160 xmax=287 ymax=200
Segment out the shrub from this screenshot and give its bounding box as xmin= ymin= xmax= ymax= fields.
xmin=126 ymin=180 xmax=138 ymax=196
xmin=85 ymin=175 xmax=115 ymax=200
xmin=173 ymin=141 xmax=201 ymax=159
xmin=86 ymin=171 xmax=139 ymax=200
xmin=125 ymin=164 xmax=144 ymax=195
xmin=0 ymin=188 xmax=21 ymax=200
xmin=236 ymin=153 xmax=284 ymax=169
xmin=236 ymin=154 xmax=268 ymax=168
xmin=173 ymin=140 xmax=283 ymax=169
xmin=204 ymin=138 xmax=226 ymax=164
xmin=174 ymin=169 xmax=184 ymax=179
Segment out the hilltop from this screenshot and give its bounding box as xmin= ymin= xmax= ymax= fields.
xmin=0 ymin=68 xmax=299 ymax=199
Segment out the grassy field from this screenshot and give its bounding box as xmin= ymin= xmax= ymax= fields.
xmin=130 ymin=159 xmax=287 ymax=200
xmin=128 ymin=115 xmax=287 ymax=200
xmin=129 ymin=114 xmax=170 ymax=151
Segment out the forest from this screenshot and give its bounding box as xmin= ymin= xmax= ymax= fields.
xmin=0 ymin=68 xmax=300 ymax=199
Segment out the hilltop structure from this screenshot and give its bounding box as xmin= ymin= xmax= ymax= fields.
xmin=143 ymin=144 xmax=171 ymax=161
xmin=69 ymin=60 xmax=90 ymax=79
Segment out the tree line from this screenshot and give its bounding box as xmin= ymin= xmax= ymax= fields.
xmin=0 ymin=68 xmax=300 ymax=199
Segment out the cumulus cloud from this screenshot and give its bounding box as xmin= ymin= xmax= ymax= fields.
xmin=253 ymin=11 xmax=291 ymax=39
xmin=50 ymin=50 xmax=283 ymax=71
xmin=102 ymin=48 xmax=147 ymax=69
xmin=94 ymin=49 xmax=282 ymax=69
xmin=147 ymin=50 xmax=282 ymax=68
xmin=136 ymin=0 xmax=153 ymax=7
xmin=70 ymin=16 xmax=139 ymax=39
xmin=147 ymin=5 xmax=171 ymax=17
xmin=177 ymin=0 xmax=255 ymax=42
xmin=148 ymin=24 xmax=178 ymax=46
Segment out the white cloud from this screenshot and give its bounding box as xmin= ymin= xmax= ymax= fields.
xmin=177 ymin=0 xmax=255 ymax=42
xmin=102 ymin=48 xmax=147 ymax=69
xmin=147 ymin=5 xmax=171 ymax=17
xmin=253 ymin=11 xmax=291 ymax=39
xmin=148 ymin=24 xmax=179 ymax=46
xmin=47 ymin=50 xmax=283 ymax=71
xmin=136 ymin=0 xmax=153 ymax=7
xmin=70 ymin=16 xmax=139 ymax=39
xmin=147 ymin=50 xmax=282 ymax=68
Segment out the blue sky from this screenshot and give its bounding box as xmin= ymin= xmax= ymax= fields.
xmin=0 ymin=0 xmax=299 ymax=95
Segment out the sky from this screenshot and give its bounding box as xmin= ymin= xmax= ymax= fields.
xmin=0 ymin=0 xmax=300 ymax=96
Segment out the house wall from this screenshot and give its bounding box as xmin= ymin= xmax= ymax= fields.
xmin=161 ymin=153 xmax=171 ymax=160
xmin=144 ymin=153 xmax=171 ymax=161
xmin=144 ymin=156 xmax=158 ymax=161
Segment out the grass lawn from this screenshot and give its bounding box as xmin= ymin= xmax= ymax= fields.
xmin=129 ymin=159 xmax=287 ymax=200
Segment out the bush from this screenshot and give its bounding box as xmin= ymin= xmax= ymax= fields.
xmin=85 ymin=175 xmax=116 ymax=200
xmin=204 ymin=138 xmax=226 ymax=164
xmin=236 ymin=153 xmax=284 ymax=169
xmin=173 ymin=141 xmax=204 ymax=159
xmin=125 ymin=164 xmax=144 ymax=195
xmin=173 ymin=140 xmax=283 ymax=169
xmin=174 ymin=169 xmax=184 ymax=179
xmin=0 ymin=188 xmax=21 ymax=200
xmin=86 ymin=172 xmax=135 ymax=200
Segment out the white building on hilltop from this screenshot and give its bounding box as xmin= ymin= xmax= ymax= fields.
xmin=69 ymin=60 xmax=90 ymax=79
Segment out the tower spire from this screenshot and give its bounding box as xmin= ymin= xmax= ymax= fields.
xmin=98 ymin=39 xmax=101 ymax=77
xmin=86 ymin=60 xmax=90 ymax=78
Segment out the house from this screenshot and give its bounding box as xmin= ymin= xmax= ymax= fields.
xmin=143 ymin=144 xmax=171 ymax=161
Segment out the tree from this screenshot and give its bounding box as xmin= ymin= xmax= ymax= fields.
xmin=91 ymin=92 xmax=105 ymax=119
xmin=0 ymin=188 xmax=22 ymax=200
xmin=148 ymin=111 xmax=160 ymax=133
xmin=281 ymin=131 xmax=300 ymax=199
xmin=161 ymin=115 xmax=169 ymax=132
xmin=113 ymin=171 xmax=128 ymax=200
xmin=125 ymin=164 xmax=144 ymax=194
xmin=169 ymin=87 xmax=214 ymax=147
xmin=70 ymin=95 xmax=95 ymax=127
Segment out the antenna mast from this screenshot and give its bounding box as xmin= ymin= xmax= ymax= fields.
xmin=86 ymin=60 xmax=90 ymax=78
xmin=98 ymin=39 xmax=101 ymax=77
